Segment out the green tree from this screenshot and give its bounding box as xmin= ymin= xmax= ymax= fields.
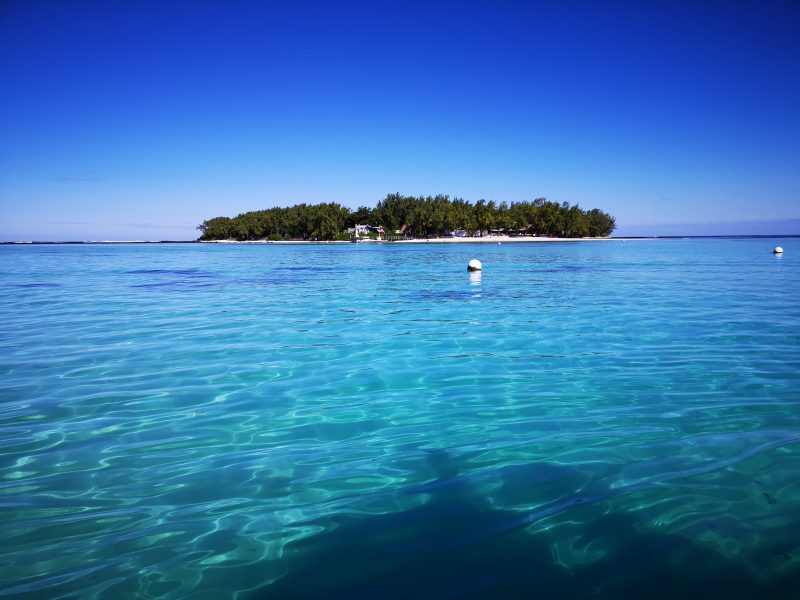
xmin=197 ymin=194 xmax=616 ymax=240
xmin=197 ymin=216 xmax=234 ymax=240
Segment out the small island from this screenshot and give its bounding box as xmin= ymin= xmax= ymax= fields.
xmin=197 ymin=194 xmax=616 ymax=242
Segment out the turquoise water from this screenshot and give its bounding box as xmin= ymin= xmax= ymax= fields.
xmin=1 ymin=240 xmax=798 ymax=598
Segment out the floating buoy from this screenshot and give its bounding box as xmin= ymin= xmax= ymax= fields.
xmin=774 ymin=246 xmax=784 ymax=254
xmin=467 ymin=258 xmax=482 ymax=271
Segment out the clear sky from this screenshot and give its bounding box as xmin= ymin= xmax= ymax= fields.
xmin=1 ymin=0 xmax=798 ymax=240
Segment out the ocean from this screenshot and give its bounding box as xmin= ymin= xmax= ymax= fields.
xmin=1 ymin=239 xmax=798 ymax=598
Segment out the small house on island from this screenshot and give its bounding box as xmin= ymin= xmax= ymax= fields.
xmin=346 ymin=224 xmax=385 ymax=239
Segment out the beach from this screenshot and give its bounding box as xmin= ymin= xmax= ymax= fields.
xmin=201 ymin=235 xmax=631 ymax=244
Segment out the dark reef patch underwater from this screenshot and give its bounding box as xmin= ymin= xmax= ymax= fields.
xmin=255 ymin=450 xmax=800 ymax=599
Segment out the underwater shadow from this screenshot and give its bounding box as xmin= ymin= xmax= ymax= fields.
xmin=252 ymin=450 xmax=800 ymax=599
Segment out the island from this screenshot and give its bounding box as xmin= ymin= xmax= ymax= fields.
xmin=197 ymin=193 xmax=616 ymax=242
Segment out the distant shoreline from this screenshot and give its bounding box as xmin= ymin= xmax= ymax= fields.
xmin=1 ymin=236 xmax=623 ymax=245
xmin=1 ymin=234 xmax=797 ymax=245
xmin=202 ymin=235 xmax=625 ymax=244
xmin=0 ymin=240 xmax=198 ymax=245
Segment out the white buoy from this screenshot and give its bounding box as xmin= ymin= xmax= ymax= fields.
xmin=467 ymin=258 xmax=482 ymax=271
xmin=774 ymin=246 xmax=784 ymax=254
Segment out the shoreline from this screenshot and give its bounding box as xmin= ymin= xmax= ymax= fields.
xmin=2 ymin=237 xmax=621 ymax=245
xmin=201 ymin=235 xmax=632 ymax=245
xmin=2 ymin=235 xmax=794 ymax=245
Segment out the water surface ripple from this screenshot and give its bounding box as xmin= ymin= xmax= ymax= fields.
xmin=1 ymin=240 xmax=799 ymax=598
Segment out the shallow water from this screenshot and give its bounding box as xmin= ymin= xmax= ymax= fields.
xmin=1 ymin=240 xmax=798 ymax=598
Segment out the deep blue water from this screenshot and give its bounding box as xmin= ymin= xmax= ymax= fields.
xmin=0 ymin=240 xmax=798 ymax=599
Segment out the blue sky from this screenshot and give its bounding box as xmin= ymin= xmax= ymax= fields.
xmin=1 ymin=0 xmax=798 ymax=240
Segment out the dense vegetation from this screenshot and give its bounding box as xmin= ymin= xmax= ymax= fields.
xmin=197 ymin=194 xmax=616 ymax=241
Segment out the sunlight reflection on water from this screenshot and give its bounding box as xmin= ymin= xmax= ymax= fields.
xmin=0 ymin=240 xmax=798 ymax=598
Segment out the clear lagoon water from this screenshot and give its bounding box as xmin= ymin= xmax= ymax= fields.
xmin=1 ymin=239 xmax=798 ymax=599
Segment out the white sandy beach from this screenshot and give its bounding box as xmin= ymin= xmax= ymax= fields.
xmin=202 ymin=235 xmax=631 ymax=244
xmin=393 ymin=235 xmax=621 ymax=244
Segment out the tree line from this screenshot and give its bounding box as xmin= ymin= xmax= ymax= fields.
xmin=197 ymin=194 xmax=616 ymax=241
